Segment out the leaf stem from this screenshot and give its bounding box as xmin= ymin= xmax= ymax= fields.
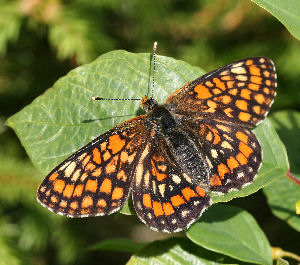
xmin=272 ymin=247 xmax=300 ymax=261
xmin=285 ymin=170 xmax=300 ymax=186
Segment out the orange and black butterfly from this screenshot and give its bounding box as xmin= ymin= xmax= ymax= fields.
xmin=37 ymin=57 xmax=277 ymax=232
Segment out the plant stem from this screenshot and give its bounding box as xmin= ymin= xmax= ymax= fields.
xmin=285 ymin=170 xmax=300 ymax=187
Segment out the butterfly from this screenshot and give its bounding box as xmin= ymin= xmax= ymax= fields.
xmin=37 ymin=57 xmax=277 ymax=233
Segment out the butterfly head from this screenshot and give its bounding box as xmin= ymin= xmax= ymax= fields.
xmin=141 ymin=96 xmax=158 ymax=113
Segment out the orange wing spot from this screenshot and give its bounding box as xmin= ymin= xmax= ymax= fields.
xmin=196 ymin=186 xmax=206 ymax=197
xmin=108 ymin=135 xmax=125 ymax=154
xmin=39 ymin=186 xmax=46 ymax=193
xmin=206 ymin=100 xmax=217 ymax=113
xmin=236 ymin=152 xmax=248 ymax=165
xmin=73 ymin=184 xmax=84 ymax=197
xmin=93 ymin=148 xmax=102 ymax=164
xmin=182 ymin=187 xmax=198 ymax=201
xmin=158 ymin=164 xmax=167 ymax=171
xmin=263 ymin=70 xmax=270 ymax=77
xmin=250 ymin=76 xmax=262 ymax=84
xmin=213 ymin=78 xmax=226 ymax=91
xmin=236 ymin=131 xmax=248 ymax=143
xmin=151 ymin=160 xmax=167 ymax=181
xmin=117 ymin=170 xmax=127 ymax=182
xmin=248 ymin=83 xmax=260 ymax=91
xmin=100 ymin=142 xmax=107 ymax=151
xmin=205 ymin=81 xmax=214 ymax=87
xmin=49 ymin=172 xmax=59 ymax=181
xmin=51 ymin=195 xmax=58 ymax=203
xmin=112 ymin=187 xmax=124 ymax=200
xmin=103 ymin=151 xmax=111 ymax=161
xmin=53 ymin=180 xmax=65 ymax=193
xmin=254 ymin=94 xmax=265 ymax=104
xmin=216 ymin=124 xmax=230 ymax=132
xmin=143 ymin=194 xmax=152 ymax=208
xmin=80 ymin=173 xmax=88 ymax=182
xmin=253 ymin=105 xmax=261 ymax=114
xmin=218 ymin=163 xmax=230 ymax=179
xmin=171 ymin=195 xmax=185 ymax=207
xmin=263 ymin=87 xmax=270 ymax=94
xmin=59 ymin=200 xmax=67 ymax=208
xmin=85 ymin=179 xmax=98 ymax=193
xmin=236 ymin=99 xmax=248 ymax=111
xmin=224 ymin=108 xmax=234 ymax=118
xmin=82 ymin=196 xmax=93 ymax=208
xmin=206 ymin=131 xmax=213 ymax=141
xmin=218 ymin=95 xmax=232 ymax=104
xmin=99 ymin=178 xmax=112 ymax=194
xmin=239 ymin=142 xmax=253 ymax=158
xmin=106 ymin=155 xmax=119 ymax=174
xmin=213 ymin=88 xmax=222 ymax=95
xmin=238 ymin=112 xmax=251 ymax=122
xmin=212 ymin=129 xmax=221 ymax=145
xmin=246 ymin=59 xmax=253 ymax=65
xmin=152 ymin=201 xmax=164 ymax=217
xmin=63 ymin=184 xmax=75 ymax=198
xmin=97 ymin=199 xmax=107 ymax=208
xmin=227 ymin=156 xmax=239 ymax=171
xmin=265 ymin=79 xmax=271 ymax=86
xmin=194 ymin=84 xmax=213 ymax=99
xmin=82 ymin=155 xmax=91 ymax=167
xmin=236 ymin=75 xmax=248 ymax=81
xmin=240 ymin=88 xmax=251 ymax=100
xmin=163 ymin=203 xmax=174 ymax=216
xmin=249 ymin=65 xmax=261 ymax=76
xmin=70 ymin=201 xmax=78 ymax=210
xmin=120 ymin=151 xmax=129 ymax=162
xmin=210 ymin=174 xmax=222 ymax=186
xmin=227 ymin=81 xmax=234 ymax=88
xmin=86 ymin=162 xmax=96 ymax=171
xmin=221 ymin=75 xmax=232 ymax=81
xmin=92 ymin=168 xmax=102 ymax=177
xmin=228 ymin=88 xmax=238 ymax=95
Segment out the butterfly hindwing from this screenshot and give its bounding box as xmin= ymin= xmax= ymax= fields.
xmin=166 ymin=57 xmax=277 ymax=127
xmin=37 ymin=116 xmax=147 ymax=217
xmin=132 ymin=138 xmax=211 ymax=232
xmin=183 ymin=118 xmax=262 ymax=194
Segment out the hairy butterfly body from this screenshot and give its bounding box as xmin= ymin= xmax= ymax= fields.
xmin=37 ymin=57 xmax=277 ymax=232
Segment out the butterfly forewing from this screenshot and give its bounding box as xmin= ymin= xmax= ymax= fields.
xmin=37 ymin=116 xmax=147 ymax=217
xmin=166 ymin=57 xmax=277 ymax=127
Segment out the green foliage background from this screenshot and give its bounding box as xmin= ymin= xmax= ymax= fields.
xmin=0 ymin=0 xmax=300 ymax=264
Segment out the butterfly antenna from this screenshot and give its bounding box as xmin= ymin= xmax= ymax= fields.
xmin=92 ymin=97 xmax=140 ymax=101
xmin=151 ymin=41 xmax=157 ymax=99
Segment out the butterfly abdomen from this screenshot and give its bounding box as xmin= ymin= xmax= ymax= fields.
xmin=148 ymin=105 xmax=210 ymax=185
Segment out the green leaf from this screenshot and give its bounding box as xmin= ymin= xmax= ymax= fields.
xmin=87 ymin=238 xmax=147 ymax=253
xmin=263 ymin=110 xmax=300 ymax=232
xmin=7 ymin=50 xmax=288 ymax=217
xmin=186 ymin=205 xmax=272 ymax=265
xmin=127 ymin=237 xmax=249 ymax=265
xmin=251 ymin=0 xmax=300 ymax=40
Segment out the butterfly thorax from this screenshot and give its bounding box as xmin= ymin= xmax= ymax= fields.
xmin=145 ymin=101 xmax=211 ymax=186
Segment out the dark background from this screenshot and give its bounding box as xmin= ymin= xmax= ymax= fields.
xmin=0 ymin=0 xmax=299 ymax=264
